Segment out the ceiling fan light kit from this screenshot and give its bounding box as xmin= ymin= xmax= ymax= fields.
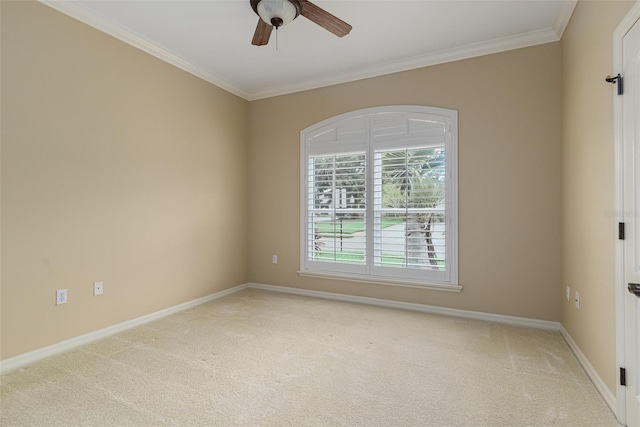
xmin=257 ymin=0 xmax=299 ymax=28
xmin=250 ymin=0 xmax=352 ymax=46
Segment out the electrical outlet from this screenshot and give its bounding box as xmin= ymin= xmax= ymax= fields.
xmin=575 ymin=291 xmax=580 ymax=309
xmin=94 ymin=281 xmax=104 ymax=296
xmin=272 ymin=255 xmax=278 ymax=264
xmin=56 ymin=289 xmax=68 ymax=305
xmin=566 ymin=286 xmax=570 ymax=301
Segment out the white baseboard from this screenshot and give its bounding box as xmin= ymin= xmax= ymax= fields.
xmin=1 ymin=280 xmax=621 ymax=424
xmin=247 ymin=282 xmax=561 ymax=331
xmin=0 ymin=281 xmax=564 ymax=376
xmin=250 ymin=283 xmax=623 ymax=417
xmin=0 ymin=283 xmax=249 ymax=374
xmin=559 ymin=325 xmax=617 ymax=415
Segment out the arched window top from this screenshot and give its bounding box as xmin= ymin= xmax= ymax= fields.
xmin=299 ymin=106 xmax=459 ymax=290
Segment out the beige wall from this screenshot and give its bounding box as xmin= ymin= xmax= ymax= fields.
xmin=249 ymin=43 xmax=563 ymax=321
xmin=0 ymin=2 xmax=249 ymax=360
xmin=6 ymin=0 xmax=624 ymax=384
xmin=561 ymin=0 xmax=634 ymax=395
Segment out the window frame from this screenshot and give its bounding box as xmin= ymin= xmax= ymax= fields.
xmin=299 ymin=106 xmax=460 ymax=291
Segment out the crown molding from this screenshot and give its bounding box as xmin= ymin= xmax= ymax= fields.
xmin=248 ymin=27 xmax=561 ymax=100
xmin=38 ymin=0 xmax=576 ymax=102
xmin=38 ymin=0 xmax=251 ymax=100
xmin=552 ymin=0 xmax=578 ymax=39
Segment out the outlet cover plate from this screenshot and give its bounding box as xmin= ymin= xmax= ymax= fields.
xmin=94 ymin=281 xmax=104 ymax=296
xmin=56 ymin=289 xmax=68 ymax=305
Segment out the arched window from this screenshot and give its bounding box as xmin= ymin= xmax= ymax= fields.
xmin=299 ymin=106 xmax=459 ymax=289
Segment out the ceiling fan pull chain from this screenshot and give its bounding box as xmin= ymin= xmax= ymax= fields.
xmin=275 ymin=26 xmax=279 ymax=51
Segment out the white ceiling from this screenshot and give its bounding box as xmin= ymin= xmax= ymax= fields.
xmin=40 ymin=0 xmax=577 ymax=100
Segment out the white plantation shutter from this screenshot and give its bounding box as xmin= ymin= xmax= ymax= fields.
xmin=300 ymin=106 xmax=458 ymax=287
xmin=306 ymin=153 xmax=367 ymax=274
xmin=372 ymin=146 xmax=448 ymax=282
xmin=304 ymin=115 xmax=368 ymax=274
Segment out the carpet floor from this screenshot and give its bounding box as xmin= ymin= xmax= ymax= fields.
xmin=0 ymin=288 xmax=619 ymax=426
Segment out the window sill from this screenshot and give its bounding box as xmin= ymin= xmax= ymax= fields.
xmin=297 ymin=270 xmax=463 ymax=292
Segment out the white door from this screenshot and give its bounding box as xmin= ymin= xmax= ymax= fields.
xmin=623 ymin=14 xmax=640 ymax=427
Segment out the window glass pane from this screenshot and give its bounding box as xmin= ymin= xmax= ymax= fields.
xmin=374 ymin=146 xmax=446 ymax=270
xmin=310 ymin=157 xmax=334 ymax=210
xmin=310 ymin=212 xmax=367 ymax=265
xmin=404 ymin=212 xmax=446 ymax=270
xmin=308 ymin=154 xmax=366 ymax=265
xmin=406 ymin=148 xmax=445 ymax=208
xmin=375 ymin=212 xmax=406 ymax=267
xmin=335 ymin=156 xmax=366 ymax=209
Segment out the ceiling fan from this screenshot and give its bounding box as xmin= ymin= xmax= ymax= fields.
xmin=250 ymin=0 xmax=352 ymax=46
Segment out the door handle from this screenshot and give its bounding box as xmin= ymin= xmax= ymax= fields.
xmin=628 ymin=283 xmax=640 ymax=297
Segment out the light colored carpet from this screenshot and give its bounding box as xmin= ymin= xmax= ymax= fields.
xmin=1 ymin=288 xmax=618 ymax=426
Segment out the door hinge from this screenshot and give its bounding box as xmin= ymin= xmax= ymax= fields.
xmin=619 ymin=222 xmax=625 ymax=240
xmin=620 ymin=367 xmax=627 ymax=386
xmin=606 ymin=74 xmax=624 ymax=95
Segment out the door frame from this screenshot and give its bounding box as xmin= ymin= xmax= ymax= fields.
xmin=615 ymin=2 xmax=640 ymax=424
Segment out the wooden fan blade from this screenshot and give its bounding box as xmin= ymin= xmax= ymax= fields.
xmin=252 ymin=18 xmax=272 ymax=46
xmin=301 ymin=1 xmax=352 ymax=37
